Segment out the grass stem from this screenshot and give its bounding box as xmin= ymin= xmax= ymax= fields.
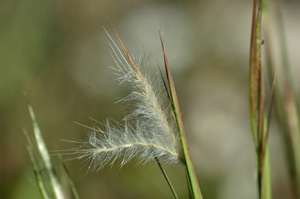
xmin=159 ymin=32 xmax=202 ymax=199
xmin=155 ymin=156 xmax=178 ymax=199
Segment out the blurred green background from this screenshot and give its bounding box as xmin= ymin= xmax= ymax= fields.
xmin=1 ymin=0 xmax=299 ymax=198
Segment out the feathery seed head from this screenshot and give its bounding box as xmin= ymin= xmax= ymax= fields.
xmin=65 ymin=30 xmax=180 ymax=171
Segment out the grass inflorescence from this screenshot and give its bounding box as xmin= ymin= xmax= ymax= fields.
xmin=56 ymin=27 xmax=204 ymax=199
xmin=61 ymin=29 xmax=182 ymax=171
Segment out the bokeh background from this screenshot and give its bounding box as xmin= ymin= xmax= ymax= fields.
xmin=1 ymin=0 xmax=300 ymax=198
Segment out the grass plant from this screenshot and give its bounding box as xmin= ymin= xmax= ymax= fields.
xmin=57 ymin=28 xmax=203 ymax=199
xmin=25 ymin=95 xmax=79 ymax=199
xmin=24 ymin=1 xmax=299 ymax=198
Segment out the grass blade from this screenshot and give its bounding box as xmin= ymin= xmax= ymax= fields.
xmin=25 ymin=130 xmax=50 ymax=199
xmin=249 ymin=1 xmax=272 ymax=198
xmin=159 ymin=31 xmax=202 ymax=199
xmin=249 ymin=0 xmax=259 ymax=149
xmin=25 ymin=94 xmax=65 ymax=199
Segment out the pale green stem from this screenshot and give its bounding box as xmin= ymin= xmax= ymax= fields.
xmin=27 ymin=103 xmax=65 ymax=199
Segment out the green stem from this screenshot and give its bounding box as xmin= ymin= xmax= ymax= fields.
xmin=155 ymin=156 xmax=178 ymax=199
xmin=159 ymin=33 xmax=202 ymax=199
xmin=262 ymin=146 xmax=272 ymax=199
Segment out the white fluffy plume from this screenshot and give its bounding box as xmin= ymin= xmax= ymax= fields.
xmin=64 ymin=30 xmax=180 ymax=171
